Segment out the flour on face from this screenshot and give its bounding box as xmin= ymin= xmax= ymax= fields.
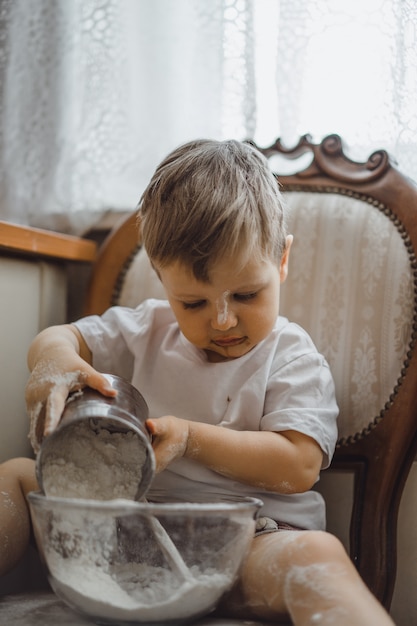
xmin=215 ymin=290 xmax=231 ymax=325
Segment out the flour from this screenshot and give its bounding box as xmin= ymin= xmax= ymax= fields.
xmin=51 ymin=562 xmax=230 ymax=621
xmin=215 ymin=290 xmax=231 ymax=326
xmin=28 ymin=367 xmax=87 ymax=453
xmin=43 ymin=507 xmax=232 ymax=623
xmin=40 ymin=420 xmax=147 ymax=500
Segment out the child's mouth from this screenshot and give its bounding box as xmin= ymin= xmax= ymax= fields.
xmin=212 ymin=336 xmax=245 ymax=347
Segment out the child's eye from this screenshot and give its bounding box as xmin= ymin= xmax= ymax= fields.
xmin=183 ymin=300 xmax=206 ymax=310
xmin=234 ymin=292 xmax=258 ymax=302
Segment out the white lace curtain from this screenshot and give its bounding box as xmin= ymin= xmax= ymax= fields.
xmin=0 ymin=0 xmax=416 ymax=235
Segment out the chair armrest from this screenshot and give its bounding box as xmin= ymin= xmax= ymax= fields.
xmin=0 ymin=221 xmax=97 ymax=263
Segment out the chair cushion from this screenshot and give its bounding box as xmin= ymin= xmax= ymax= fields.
xmin=281 ymin=190 xmax=415 ymax=443
xmin=118 ymin=246 xmax=166 ymax=307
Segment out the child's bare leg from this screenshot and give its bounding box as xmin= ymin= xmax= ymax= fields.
xmin=0 ymin=457 xmax=38 ymax=576
xmin=220 ymin=530 xmax=395 ymax=625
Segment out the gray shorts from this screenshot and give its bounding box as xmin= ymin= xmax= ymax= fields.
xmin=255 ymin=516 xmax=304 ymax=536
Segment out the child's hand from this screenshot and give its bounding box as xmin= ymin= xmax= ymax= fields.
xmin=25 ymin=325 xmax=116 ymax=453
xmin=146 ymin=416 xmax=189 ymax=473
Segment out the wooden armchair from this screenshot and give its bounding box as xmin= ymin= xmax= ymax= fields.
xmin=84 ymin=134 xmax=417 ymax=612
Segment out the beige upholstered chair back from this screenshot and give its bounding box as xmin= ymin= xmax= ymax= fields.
xmin=84 ymin=135 xmax=417 ymax=610
xmin=280 ymin=189 xmax=414 ymax=445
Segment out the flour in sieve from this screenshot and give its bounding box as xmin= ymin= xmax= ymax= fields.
xmin=41 ymin=421 xmax=147 ymax=500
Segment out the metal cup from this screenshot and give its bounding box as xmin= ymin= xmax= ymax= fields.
xmin=36 ymin=374 xmax=155 ymax=501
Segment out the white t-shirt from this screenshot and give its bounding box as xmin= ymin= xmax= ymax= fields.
xmin=74 ymin=299 xmax=338 ymax=530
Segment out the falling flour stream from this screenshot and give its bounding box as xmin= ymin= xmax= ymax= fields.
xmin=143 ymin=501 xmax=196 ymax=584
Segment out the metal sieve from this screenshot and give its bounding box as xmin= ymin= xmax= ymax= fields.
xmin=36 ymin=374 xmax=155 ymax=501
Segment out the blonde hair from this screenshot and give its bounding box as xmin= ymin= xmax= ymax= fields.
xmin=138 ymin=139 xmax=287 ymax=281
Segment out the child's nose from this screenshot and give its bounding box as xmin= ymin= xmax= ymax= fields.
xmin=210 ymin=307 xmax=238 ymax=330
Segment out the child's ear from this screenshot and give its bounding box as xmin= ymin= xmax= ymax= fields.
xmin=279 ymin=235 xmax=293 ymax=282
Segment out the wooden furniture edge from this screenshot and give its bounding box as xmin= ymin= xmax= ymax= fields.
xmin=0 ymin=221 xmax=97 ymax=263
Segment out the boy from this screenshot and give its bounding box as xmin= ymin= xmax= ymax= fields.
xmin=2 ymin=139 xmax=394 ymax=624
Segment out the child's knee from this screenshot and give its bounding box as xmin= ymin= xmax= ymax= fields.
xmin=253 ymin=529 xmax=350 ymax=574
xmin=0 ymin=457 xmax=38 ymax=495
xmin=0 ymin=458 xmax=37 ymax=577
xmin=283 ymin=529 xmax=345 ymax=562
xmin=301 ymin=530 xmax=346 ymax=558
xmin=282 ymin=530 xmax=354 ymax=579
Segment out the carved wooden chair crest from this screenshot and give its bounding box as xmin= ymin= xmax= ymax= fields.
xmin=84 ymin=134 xmax=417 ymax=610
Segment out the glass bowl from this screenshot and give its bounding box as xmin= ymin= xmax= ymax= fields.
xmin=28 ymin=491 xmax=261 ymax=625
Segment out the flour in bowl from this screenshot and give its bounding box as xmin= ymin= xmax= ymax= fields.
xmin=51 ymin=561 xmax=230 ymax=622
xmin=44 ymin=508 xmax=232 ymax=623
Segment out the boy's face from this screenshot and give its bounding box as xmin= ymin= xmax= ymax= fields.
xmin=156 ymin=236 xmax=292 ymax=363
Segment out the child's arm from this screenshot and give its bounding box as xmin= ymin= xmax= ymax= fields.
xmin=25 ymin=324 xmax=116 ymax=452
xmin=146 ymin=416 xmax=323 ymax=494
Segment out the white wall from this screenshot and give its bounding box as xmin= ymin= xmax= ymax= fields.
xmin=0 ymin=257 xmax=67 ymax=462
